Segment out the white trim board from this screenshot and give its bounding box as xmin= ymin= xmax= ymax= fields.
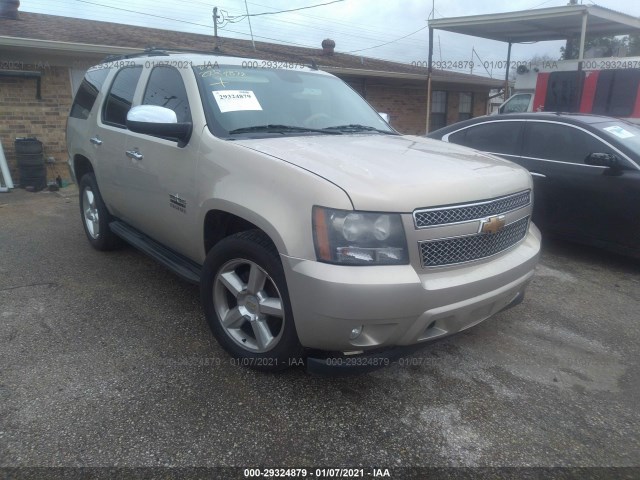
xmin=0 ymin=139 xmax=15 ymax=190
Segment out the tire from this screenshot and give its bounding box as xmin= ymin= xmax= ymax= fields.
xmin=78 ymin=173 xmax=123 ymax=251
xmin=201 ymin=230 xmax=303 ymax=371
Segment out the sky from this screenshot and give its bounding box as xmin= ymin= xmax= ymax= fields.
xmin=19 ymin=0 xmax=640 ymax=78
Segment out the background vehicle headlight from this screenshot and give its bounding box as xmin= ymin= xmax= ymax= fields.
xmin=313 ymin=206 xmax=409 ymax=265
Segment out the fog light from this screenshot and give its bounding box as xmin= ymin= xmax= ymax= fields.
xmin=350 ymin=326 xmax=363 ymax=339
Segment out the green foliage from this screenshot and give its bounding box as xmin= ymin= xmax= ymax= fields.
xmin=560 ymin=35 xmax=628 ymax=60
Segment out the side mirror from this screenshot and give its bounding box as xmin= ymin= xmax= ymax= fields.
xmin=584 ymin=152 xmax=620 ymax=169
xmin=126 ymin=105 xmax=192 ymax=145
xmin=378 ymin=112 xmax=390 ymax=123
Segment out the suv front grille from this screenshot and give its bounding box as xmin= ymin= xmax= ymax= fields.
xmin=419 ymin=216 xmax=530 ymax=267
xmin=413 ymin=190 xmax=531 ymax=228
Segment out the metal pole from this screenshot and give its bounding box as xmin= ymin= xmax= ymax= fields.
xmin=504 ymin=41 xmax=512 ymax=101
xmin=576 ymin=11 xmax=588 ymax=112
xmin=426 ymin=26 xmax=434 ymax=134
xmin=213 ymin=7 xmax=218 ymax=37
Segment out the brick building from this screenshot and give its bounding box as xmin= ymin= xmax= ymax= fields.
xmin=0 ymin=5 xmax=502 ymax=183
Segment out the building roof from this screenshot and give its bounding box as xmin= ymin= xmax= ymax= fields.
xmin=428 ymin=4 xmax=640 ymax=43
xmin=0 ymin=11 xmax=503 ymax=88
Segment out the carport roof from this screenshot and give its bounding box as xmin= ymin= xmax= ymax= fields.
xmin=428 ymin=4 xmax=640 ymax=43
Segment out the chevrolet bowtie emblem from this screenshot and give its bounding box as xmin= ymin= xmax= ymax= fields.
xmin=480 ymin=215 xmax=506 ymax=234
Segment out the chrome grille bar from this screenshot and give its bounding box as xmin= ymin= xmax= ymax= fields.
xmin=413 ymin=190 xmax=531 ymax=228
xmin=419 ymin=216 xmax=530 ymax=267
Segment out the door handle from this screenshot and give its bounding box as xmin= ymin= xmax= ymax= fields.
xmin=90 ymin=137 xmax=103 ymax=145
xmin=126 ymin=149 xmax=143 ymax=161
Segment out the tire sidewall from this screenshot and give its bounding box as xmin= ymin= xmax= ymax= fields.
xmin=79 ymin=173 xmax=113 ymax=251
xmin=201 ymin=232 xmax=302 ymax=370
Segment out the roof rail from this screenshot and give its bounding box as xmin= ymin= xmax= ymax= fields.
xmin=101 ymin=47 xmax=170 ymax=63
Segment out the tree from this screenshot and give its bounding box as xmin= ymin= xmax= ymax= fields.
xmin=629 ymin=33 xmax=640 ymax=56
xmin=561 ymin=35 xmax=628 ymax=60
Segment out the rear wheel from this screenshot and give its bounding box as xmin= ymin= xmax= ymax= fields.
xmin=79 ymin=173 xmax=123 ymax=251
xmin=201 ymin=230 xmax=302 ymax=371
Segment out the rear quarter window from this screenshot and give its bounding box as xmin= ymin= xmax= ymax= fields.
xmin=69 ymin=68 xmax=110 ymax=120
xmin=447 ymin=121 xmax=523 ymax=156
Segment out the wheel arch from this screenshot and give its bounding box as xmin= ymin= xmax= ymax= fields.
xmin=73 ymin=154 xmax=94 ymax=182
xmin=201 ymin=201 xmax=287 ymax=258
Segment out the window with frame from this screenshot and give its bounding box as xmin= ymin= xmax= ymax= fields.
xmin=448 ymin=121 xmax=523 ymax=155
xmin=544 ymin=71 xmax=584 ymax=112
xmin=458 ymin=92 xmax=473 ymax=121
xmin=523 ymin=122 xmax=615 ymax=163
xmin=142 ymin=66 xmax=192 ymax=123
xmin=70 ymin=68 xmax=110 ymax=120
xmin=103 ymin=66 xmax=143 ymax=127
xmin=430 ymin=91 xmax=447 ymax=131
xmin=593 ymin=69 xmax=640 ymax=117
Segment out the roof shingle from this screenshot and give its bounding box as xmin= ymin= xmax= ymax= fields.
xmin=0 ymin=11 xmax=502 ymax=87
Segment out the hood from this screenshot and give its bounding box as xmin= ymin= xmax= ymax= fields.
xmin=235 ymin=134 xmax=532 ymax=212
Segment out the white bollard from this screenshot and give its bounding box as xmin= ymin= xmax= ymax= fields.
xmin=0 ymin=139 xmax=15 ymax=190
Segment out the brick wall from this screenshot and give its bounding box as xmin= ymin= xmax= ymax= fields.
xmin=343 ymin=77 xmax=490 ymax=135
xmin=365 ymin=84 xmax=427 ymax=135
xmin=0 ymin=66 xmax=73 ymax=184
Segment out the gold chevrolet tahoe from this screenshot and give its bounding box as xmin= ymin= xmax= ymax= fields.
xmin=66 ymin=51 xmax=541 ymax=373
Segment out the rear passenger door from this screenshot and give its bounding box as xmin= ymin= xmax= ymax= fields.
xmin=96 ymin=66 xmax=144 ymax=217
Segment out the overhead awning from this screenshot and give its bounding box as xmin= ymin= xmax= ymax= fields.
xmin=423 ymin=5 xmax=640 ymax=133
xmin=428 ymin=5 xmax=640 ymax=43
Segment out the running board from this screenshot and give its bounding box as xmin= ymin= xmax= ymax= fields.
xmin=109 ymin=221 xmax=202 ymax=284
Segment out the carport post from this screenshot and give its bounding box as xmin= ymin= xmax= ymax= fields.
xmin=576 ymin=10 xmax=588 ymax=112
xmin=504 ymin=41 xmax=512 ymax=101
xmin=426 ymin=26 xmax=434 ymax=134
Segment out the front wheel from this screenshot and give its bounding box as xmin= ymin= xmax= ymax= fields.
xmin=201 ymin=230 xmax=302 ymax=371
xmin=78 ymin=173 xmax=122 ymax=251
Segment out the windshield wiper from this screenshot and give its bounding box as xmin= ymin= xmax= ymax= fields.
xmin=322 ymin=124 xmax=397 ymax=135
xmin=229 ymin=124 xmax=342 ymax=135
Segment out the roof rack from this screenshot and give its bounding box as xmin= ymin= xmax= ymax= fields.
xmin=101 ymin=47 xmax=170 ymax=63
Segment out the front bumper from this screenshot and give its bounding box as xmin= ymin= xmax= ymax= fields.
xmin=306 ymin=290 xmax=525 ymax=375
xmin=283 ymin=225 xmax=540 ymax=352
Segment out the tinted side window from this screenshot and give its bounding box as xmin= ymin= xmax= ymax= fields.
xmin=70 ymin=68 xmax=110 ymax=120
xmin=593 ymin=69 xmax=640 ymax=117
xmin=545 ymin=71 xmax=584 ymax=112
xmin=523 ymin=122 xmax=615 ymax=163
xmin=448 ymin=122 xmax=523 ymax=155
xmin=142 ymin=67 xmax=192 ymax=123
xmin=103 ymin=66 xmax=143 ymax=127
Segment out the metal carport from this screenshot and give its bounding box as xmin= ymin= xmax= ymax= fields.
xmin=426 ymin=4 xmax=640 ymax=131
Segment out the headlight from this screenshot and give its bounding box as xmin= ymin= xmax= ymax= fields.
xmin=312 ymin=206 xmax=409 ymax=265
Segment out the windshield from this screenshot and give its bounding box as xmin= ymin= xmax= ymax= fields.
xmin=594 ymin=121 xmax=640 ymax=158
xmin=193 ymin=64 xmax=395 ymax=138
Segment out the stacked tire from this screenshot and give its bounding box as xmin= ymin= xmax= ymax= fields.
xmin=15 ymin=138 xmax=46 ymax=191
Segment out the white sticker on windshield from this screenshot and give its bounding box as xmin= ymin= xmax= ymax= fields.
xmin=212 ymin=90 xmax=262 ymax=113
xmin=603 ymin=125 xmax=635 ymax=139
